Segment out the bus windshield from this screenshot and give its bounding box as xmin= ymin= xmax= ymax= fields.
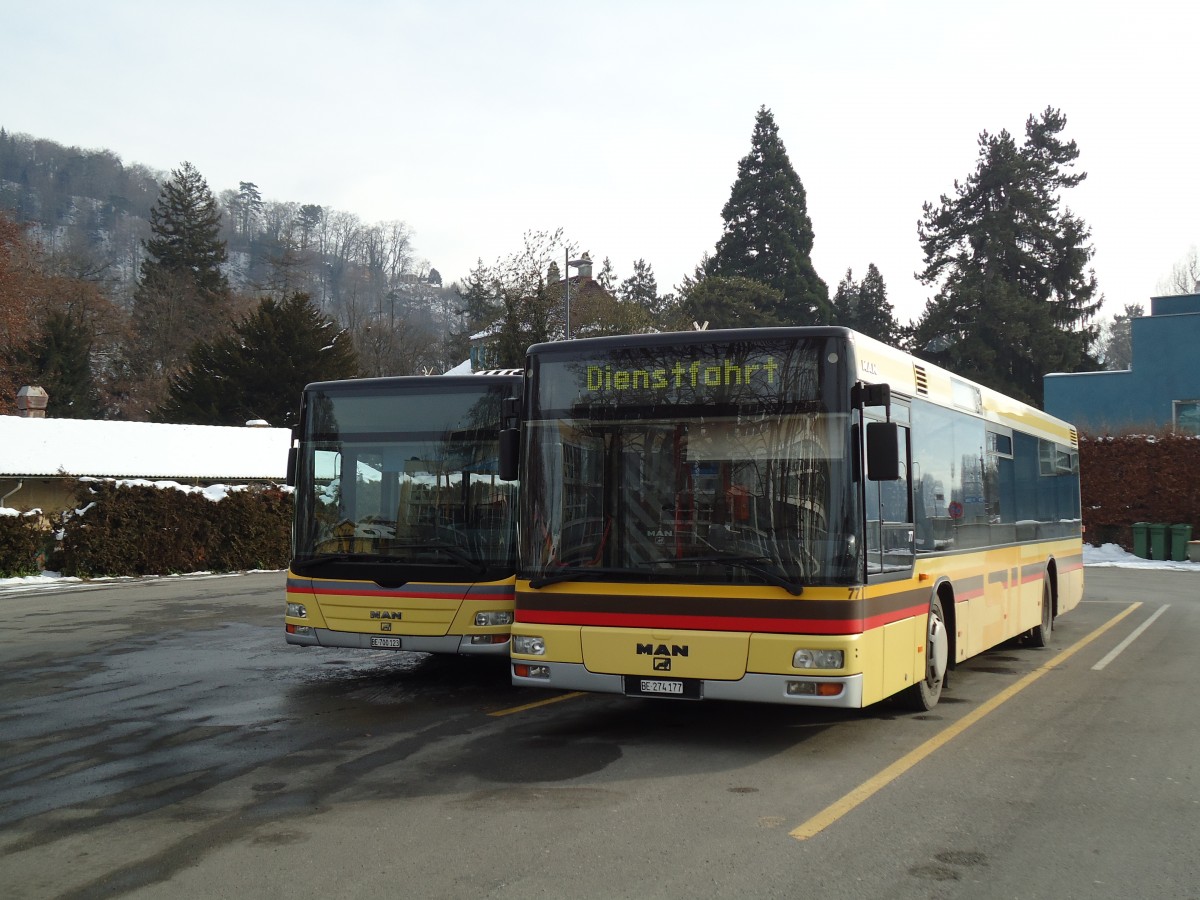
xmin=522 ymin=335 xmax=861 ymax=587
xmin=293 ymin=382 xmax=518 ymax=578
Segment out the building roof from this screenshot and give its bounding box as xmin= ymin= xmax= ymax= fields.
xmin=0 ymin=416 xmax=291 ymax=480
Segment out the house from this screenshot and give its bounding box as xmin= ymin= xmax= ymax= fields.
xmin=1044 ymin=293 xmax=1200 ymax=435
xmin=0 ymin=388 xmax=292 ymax=515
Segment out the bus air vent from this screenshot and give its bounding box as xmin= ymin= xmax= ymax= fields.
xmin=913 ymin=365 xmax=929 ymax=395
xmin=1070 ymin=428 xmax=1078 ymax=447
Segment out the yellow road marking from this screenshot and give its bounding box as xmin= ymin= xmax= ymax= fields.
xmin=789 ymin=602 xmax=1143 ymax=841
xmin=488 ymin=691 xmax=587 ymax=717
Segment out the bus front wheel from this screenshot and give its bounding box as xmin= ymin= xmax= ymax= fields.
xmin=903 ymin=594 xmax=949 ymax=711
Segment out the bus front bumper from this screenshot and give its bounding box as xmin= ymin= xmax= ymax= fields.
xmin=286 ymin=626 xmax=509 ymax=656
xmin=511 ymin=661 xmax=864 ymax=708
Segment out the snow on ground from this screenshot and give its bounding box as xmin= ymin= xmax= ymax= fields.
xmin=0 ymin=570 xmax=277 ymax=595
xmin=1 ymin=544 xmax=1195 ymax=595
xmin=1081 ymin=542 xmax=1199 ymax=571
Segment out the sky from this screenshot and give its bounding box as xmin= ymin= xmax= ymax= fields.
xmin=3 ymin=0 xmax=1198 ymax=325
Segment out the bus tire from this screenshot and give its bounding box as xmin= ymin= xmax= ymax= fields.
xmin=903 ymin=594 xmax=948 ymax=711
xmin=1030 ymin=577 xmax=1053 ymax=648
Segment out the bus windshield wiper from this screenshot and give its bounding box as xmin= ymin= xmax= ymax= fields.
xmin=296 ymin=544 xmax=487 ymax=576
xmin=294 ymin=552 xmax=380 ymax=565
xmin=668 ymin=553 xmax=805 ymax=596
xmin=529 ymin=565 xmax=659 ymax=589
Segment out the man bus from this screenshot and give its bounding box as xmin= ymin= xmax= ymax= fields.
xmin=506 ymin=328 xmax=1082 ymax=709
xmin=285 ymin=371 xmax=521 ymax=655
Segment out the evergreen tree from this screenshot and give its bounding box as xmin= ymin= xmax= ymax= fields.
xmin=494 ymin=276 xmax=561 ymax=368
xmin=618 ymin=258 xmax=659 ymax=314
xmin=141 ymin=162 xmax=230 ymax=303
xmin=295 ymin=204 xmax=324 ymax=250
xmin=680 ymin=275 xmax=784 ymax=331
xmin=832 ymin=264 xmax=900 ymax=344
xmin=127 ymin=162 xmax=233 ymax=407
xmin=706 ymin=106 xmax=830 ymax=325
xmin=832 ymin=269 xmax=860 ymax=328
xmin=1098 ymin=303 xmax=1143 ymax=370
xmin=456 ymin=258 xmax=501 ymax=331
xmin=15 ymin=309 xmax=101 ymax=418
xmin=596 ymin=256 xmax=618 ymax=294
xmin=446 ymin=258 xmax=501 ymax=365
xmin=912 ymin=108 xmax=1101 ymax=406
xmin=231 ymin=181 xmax=264 ymax=236
xmin=159 ymin=292 xmax=358 ymax=428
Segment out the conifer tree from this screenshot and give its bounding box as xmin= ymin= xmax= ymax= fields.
xmin=159 ymin=292 xmax=358 ymax=428
xmin=595 ymin=257 xmax=618 ymax=294
xmin=127 ymin=162 xmax=232 ymax=405
xmin=680 ymin=275 xmax=784 ymax=330
xmin=16 ymin=309 xmax=101 ymax=418
xmin=231 ymin=181 xmax=264 ymax=236
xmin=832 ymin=264 xmax=900 ymax=345
xmin=706 ymin=106 xmax=830 ymax=325
xmin=912 ymin=108 xmax=1101 ymax=406
xmin=1098 ymin=303 xmax=1142 ymax=370
xmin=618 ymin=259 xmax=660 ymax=314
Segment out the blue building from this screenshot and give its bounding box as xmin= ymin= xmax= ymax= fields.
xmin=1044 ymin=293 xmax=1200 ymax=435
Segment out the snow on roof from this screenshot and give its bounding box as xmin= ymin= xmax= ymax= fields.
xmin=0 ymin=416 xmax=291 ymax=480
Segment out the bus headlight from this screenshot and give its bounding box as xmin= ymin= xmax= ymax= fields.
xmin=474 ymin=610 xmax=515 ymax=627
xmin=793 ymin=648 xmax=843 ymax=669
xmin=512 ymin=634 xmax=546 ymax=656
xmin=286 ymin=603 xmax=307 ymax=619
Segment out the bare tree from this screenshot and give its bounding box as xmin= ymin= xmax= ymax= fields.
xmin=1157 ymin=246 xmax=1200 ymax=295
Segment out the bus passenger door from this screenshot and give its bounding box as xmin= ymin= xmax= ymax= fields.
xmin=865 ymin=417 xmax=917 ymax=701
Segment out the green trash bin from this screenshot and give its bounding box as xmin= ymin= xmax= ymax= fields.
xmin=1149 ymin=523 xmax=1169 ymax=560
xmin=1132 ymin=522 xmax=1150 ymax=559
xmin=1170 ymin=524 xmax=1193 ymax=562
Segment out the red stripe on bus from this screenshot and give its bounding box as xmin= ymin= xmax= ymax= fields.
xmin=517 ymin=602 xmax=928 ymax=635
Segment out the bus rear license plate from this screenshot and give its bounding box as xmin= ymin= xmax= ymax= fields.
xmin=370 ymin=637 xmax=402 ymax=649
xmin=640 ymin=678 xmax=683 ymax=695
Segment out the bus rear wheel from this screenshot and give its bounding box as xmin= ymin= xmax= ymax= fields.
xmin=1030 ymin=578 xmax=1053 ymax=647
xmin=903 ymin=594 xmax=949 ymax=711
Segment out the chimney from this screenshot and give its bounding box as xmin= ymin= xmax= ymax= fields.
xmin=16 ymin=386 xmax=49 ymax=418
xmin=576 ymin=252 xmax=593 ymax=279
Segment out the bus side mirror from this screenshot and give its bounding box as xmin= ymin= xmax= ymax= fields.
xmin=285 ymin=446 xmax=297 ymax=487
xmin=866 ymin=421 xmax=900 ymax=481
xmin=499 ymin=428 xmax=520 ymax=482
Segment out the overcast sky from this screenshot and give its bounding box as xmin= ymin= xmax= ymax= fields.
xmin=4 ymin=0 xmax=1197 ymax=324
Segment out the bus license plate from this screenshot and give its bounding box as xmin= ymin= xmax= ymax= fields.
xmin=639 ymin=678 xmax=683 ymax=695
xmin=370 ymin=637 xmax=402 ymax=649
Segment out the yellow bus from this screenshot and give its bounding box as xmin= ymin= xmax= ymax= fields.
xmin=285 ymin=372 xmax=521 ymax=656
xmin=507 ymin=328 xmax=1082 ymax=709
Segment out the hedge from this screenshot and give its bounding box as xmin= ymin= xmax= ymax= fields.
xmin=55 ymin=480 xmax=293 ymax=577
xmin=0 ymin=510 xmax=53 ymax=577
xmin=1079 ymin=431 xmax=1200 ymax=550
